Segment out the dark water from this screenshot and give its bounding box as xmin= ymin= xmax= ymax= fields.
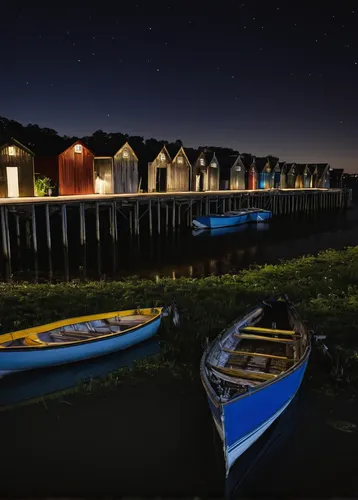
xmin=0 ymin=338 xmax=160 ymax=409
xmin=1 ymin=206 xmax=358 ymax=496
xmin=4 ymin=204 xmax=358 ymax=282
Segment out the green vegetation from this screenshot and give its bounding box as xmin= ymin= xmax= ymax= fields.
xmin=1 ymin=246 xmax=358 ymax=400
xmin=34 ymin=175 xmax=53 ymax=196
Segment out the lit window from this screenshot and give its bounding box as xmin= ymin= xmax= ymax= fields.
xmin=123 ymin=149 xmax=129 ymax=158
xmin=160 ymin=153 xmax=166 ymax=161
xmin=177 ymin=156 xmax=183 ymax=164
xmin=211 ymin=162 xmax=217 ymax=168
xmin=8 ymin=146 xmax=15 ymax=156
xmin=236 ymin=166 xmax=241 ymax=172
xmin=74 ymin=144 xmax=82 ymax=153
xmin=199 ymin=158 xmax=205 ymax=166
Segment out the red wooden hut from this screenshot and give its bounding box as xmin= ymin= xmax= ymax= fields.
xmin=35 ymin=140 xmax=95 ymax=195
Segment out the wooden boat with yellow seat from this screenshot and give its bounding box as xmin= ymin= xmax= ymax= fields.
xmin=0 ymin=307 xmax=170 ymax=376
xmin=200 ymin=295 xmax=311 ymax=476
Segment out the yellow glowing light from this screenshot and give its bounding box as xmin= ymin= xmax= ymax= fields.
xmin=8 ymin=146 xmax=15 ymax=156
xmin=74 ymin=144 xmax=82 ymax=153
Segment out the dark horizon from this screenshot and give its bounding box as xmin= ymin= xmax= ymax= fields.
xmin=1 ymin=2 xmax=357 ymax=171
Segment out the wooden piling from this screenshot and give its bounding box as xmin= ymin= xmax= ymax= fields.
xmin=0 ymin=206 xmax=10 ymax=263
xmin=172 ymin=199 xmax=176 ymax=228
xmin=135 ymin=201 xmax=139 ymax=236
xmin=31 ymin=204 xmax=38 ymax=255
xmin=45 ymin=204 xmax=52 ymax=253
xmin=148 ymin=199 xmax=153 ymax=234
xmin=61 ymin=204 xmax=68 ymax=250
xmin=157 ymin=199 xmax=161 ymax=234
xmin=95 ymin=203 xmax=100 ymax=243
xmin=15 ymin=213 xmax=20 ymax=249
xmin=80 ymin=202 xmax=86 ymax=246
xmin=165 ymin=203 xmax=169 ymax=229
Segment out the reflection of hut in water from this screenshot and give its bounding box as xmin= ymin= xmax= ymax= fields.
xmin=0 ymin=137 xmax=35 ymax=197
xmin=294 ymin=164 xmax=311 ymax=188
xmin=94 ymin=141 xmax=139 ymax=194
xmin=147 ymin=145 xmax=171 ymax=192
xmin=189 ymin=149 xmax=220 ymax=192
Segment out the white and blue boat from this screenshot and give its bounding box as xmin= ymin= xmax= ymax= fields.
xmin=200 ymin=295 xmax=310 ymax=476
xmin=192 ymin=208 xmax=271 ymax=230
xmin=0 ymin=307 xmax=173 ymax=376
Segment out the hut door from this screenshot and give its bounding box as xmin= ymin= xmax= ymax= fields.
xmin=156 ymin=167 xmax=167 ymax=192
xmin=6 ymin=167 xmax=19 ymax=198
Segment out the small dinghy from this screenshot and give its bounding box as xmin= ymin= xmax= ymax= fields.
xmin=200 ymin=295 xmax=310 ymax=475
xmin=192 ymin=208 xmax=271 ymax=230
xmin=0 ymin=307 xmax=171 ymax=376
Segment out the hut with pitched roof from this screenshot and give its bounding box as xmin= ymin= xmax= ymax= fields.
xmin=166 ymin=145 xmax=191 ymax=192
xmin=230 ymin=154 xmax=246 ymax=190
xmin=147 ymin=144 xmax=171 ymax=192
xmin=188 ymin=149 xmax=219 ymax=191
xmin=0 ymin=137 xmax=35 ymax=197
xmin=294 ymin=164 xmax=311 ymax=188
xmin=94 ymin=141 xmax=139 ymax=194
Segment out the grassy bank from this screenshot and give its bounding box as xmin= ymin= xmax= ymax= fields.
xmin=1 ymin=246 xmax=358 ymax=391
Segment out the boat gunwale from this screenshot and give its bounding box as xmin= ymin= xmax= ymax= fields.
xmin=0 ymin=308 xmax=163 ymax=352
xmin=199 ymin=298 xmax=311 ymax=409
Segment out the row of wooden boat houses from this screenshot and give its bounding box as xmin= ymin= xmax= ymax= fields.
xmin=0 ymin=137 xmax=343 ymax=198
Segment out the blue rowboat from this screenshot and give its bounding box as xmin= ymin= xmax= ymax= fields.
xmin=200 ymin=295 xmax=310 ymax=476
xmin=192 ymin=208 xmax=271 ymax=230
xmin=0 ymin=307 xmax=169 ymax=376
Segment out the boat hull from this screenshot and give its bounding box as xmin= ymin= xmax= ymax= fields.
xmin=0 ymin=316 xmax=161 ymax=373
xmin=192 ymin=210 xmax=271 ymax=229
xmin=221 ymin=357 xmax=309 ymax=473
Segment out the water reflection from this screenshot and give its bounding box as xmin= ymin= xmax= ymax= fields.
xmin=226 ymin=393 xmax=300 ymax=499
xmin=2 ymin=207 xmax=358 ymax=283
xmin=0 ymin=338 xmax=160 ymax=409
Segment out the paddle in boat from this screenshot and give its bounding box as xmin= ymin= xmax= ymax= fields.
xmin=200 ymin=295 xmax=311 ymax=476
xmin=0 ymin=306 xmax=178 ymax=376
xmin=192 ymin=208 xmax=271 ymax=230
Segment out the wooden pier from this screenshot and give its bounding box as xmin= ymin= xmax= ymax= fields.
xmin=0 ymin=188 xmax=352 ymax=270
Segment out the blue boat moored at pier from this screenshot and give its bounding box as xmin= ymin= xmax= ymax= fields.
xmin=192 ymin=208 xmax=271 ymax=230
xmin=200 ymin=295 xmax=311 ymax=476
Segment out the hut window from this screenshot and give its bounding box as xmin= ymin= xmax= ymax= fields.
xmin=235 ymin=166 xmax=241 ymax=172
xmin=177 ymin=156 xmax=183 ymax=164
xmin=200 ymin=158 xmax=205 ymax=166
xmin=160 ymin=153 xmax=166 ymax=161
xmin=74 ymin=144 xmax=82 ymax=154
xmin=123 ymin=149 xmax=129 ymax=158
xmin=211 ymin=162 xmax=217 ymax=168
xmin=8 ymin=146 xmax=15 ymax=156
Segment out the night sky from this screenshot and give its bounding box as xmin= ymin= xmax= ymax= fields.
xmin=1 ymin=2 xmax=357 ymax=171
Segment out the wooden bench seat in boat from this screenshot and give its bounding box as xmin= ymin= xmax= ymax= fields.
xmin=241 ymin=326 xmax=296 ymax=336
xmin=223 ymin=348 xmax=291 ymax=361
xmin=234 ymin=333 xmax=296 ymax=344
xmin=210 ymin=363 xmax=277 ymax=382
